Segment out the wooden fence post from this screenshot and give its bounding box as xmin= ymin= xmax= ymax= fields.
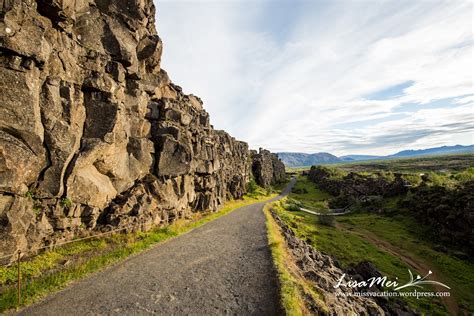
xmin=17 ymin=250 xmax=21 ymax=310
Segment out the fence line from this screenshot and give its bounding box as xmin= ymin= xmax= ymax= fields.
xmin=0 ymin=226 xmax=127 ymax=260
xmin=1 ymin=226 xmax=132 ymax=310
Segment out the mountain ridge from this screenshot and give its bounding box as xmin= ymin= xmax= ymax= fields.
xmin=278 ymin=144 xmax=474 ymax=167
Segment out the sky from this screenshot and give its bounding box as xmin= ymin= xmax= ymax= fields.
xmin=154 ymin=0 xmax=473 ymax=156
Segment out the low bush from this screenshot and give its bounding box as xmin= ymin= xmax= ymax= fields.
xmin=285 ymin=199 xmax=302 ymax=212
xmin=246 ymin=178 xmax=258 ymax=194
xmin=291 ymin=187 xmax=308 ymax=194
xmin=317 ymin=214 xmax=335 ymax=227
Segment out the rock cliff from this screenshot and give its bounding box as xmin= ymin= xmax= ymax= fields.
xmin=251 ymin=148 xmax=286 ymax=188
xmin=0 ymin=0 xmax=277 ymax=264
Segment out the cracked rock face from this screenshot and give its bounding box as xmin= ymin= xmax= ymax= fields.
xmin=0 ymin=0 xmax=277 ymax=264
xmin=251 ymin=148 xmax=286 ymax=188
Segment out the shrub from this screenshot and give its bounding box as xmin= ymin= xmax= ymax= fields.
xmin=317 ymin=214 xmax=335 ymax=227
xmin=286 ymin=198 xmax=302 ymax=206
xmin=286 ymin=204 xmax=301 ymax=212
xmin=285 ymin=199 xmax=302 ymax=212
xmin=246 ymin=178 xmax=258 ymax=194
xmin=291 ymin=187 xmax=308 ymax=194
xmin=60 ymin=197 xmax=72 ymax=208
xmin=329 ymin=194 xmax=350 ymax=209
xmin=379 ymin=171 xmax=395 ymax=182
xmin=423 ymin=172 xmax=447 ymax=187
xmin=25 ymin=190 xmax=36 ymax=199
xmin=33 ymin=206 xmax=42 ymax=215
xmin=453 ymin=167 xmax=474 ymax=183
xmin=401 ymin=174 xmax=422 ymax=187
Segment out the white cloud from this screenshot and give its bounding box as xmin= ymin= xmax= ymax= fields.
xmin=454 ymin=95 xmax=474 ymax=105
xmin=155 ymin=0 xmax=473 ymax=156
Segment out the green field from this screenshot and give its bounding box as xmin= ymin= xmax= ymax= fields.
xmin=276 ymin=162 xmax=474 ymax=315
xmin=288 ymin=176 xmax=330 ymax=211
xmin=285 ymin=153 xmax=474 ymax=174
xmin=335 ymin=153 xmax=473 ymax=173
xmin=285 ymin=166 xmax=311 ymax=173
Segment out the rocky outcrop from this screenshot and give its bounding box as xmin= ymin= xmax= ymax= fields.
xmin=271 ymin=211 xmax=418 ymax=315
xmin=251 ymin=148 xmax=286 ymax=188
xmin=0 ymin=0 xmax=268 ymax=264
xmin=308 ymin=165 xmax=474 ymax=256
xmin=270 ymin=211 xmax=383 ymax=315
xmin=399 ymin=180 xmax=474 ymax=256
xmin=308 ymin=166 xmax=407 ymax=206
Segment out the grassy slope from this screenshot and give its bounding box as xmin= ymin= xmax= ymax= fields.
xmin=270 ymin=202 xmax=449 ymax=315
xmin=339 ymin=213 xmax=474 ymax=313
xmin=0 ymin=191 xmax=277 ymax=312
xmin=288 ymin=176 xmax=331 ymax=211
xmin=263 ymin=202 xmax=327 ymax=315
xmin=280 ymin=175 xmax=474 ymax=314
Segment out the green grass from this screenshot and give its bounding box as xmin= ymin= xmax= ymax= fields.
xmin=339 ymin=212 xmax=474 ymax=313
xmin=272 ymin=179 xmax=291 ymax=194
xmin=271 ymin=200 xmax=449 ymax=315
xmin=288 ymin=176 xmax=331 ymax=211
xmin=0 ymin=191 xmax=277 ymax=313
xmin=333 ymin=153 xmax=474 ymax=174
xmin=263 ymin=202 xmax=327 ymax=315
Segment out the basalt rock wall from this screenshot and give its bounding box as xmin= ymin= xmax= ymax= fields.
xmin=399 ymin=180 xmax=474 ymax=256
xmin=308 ymin=166 xmax=406 ymax=201
xmin=251 ymin=148 xmax=286 ymax=188
xmin=0 ymin=0 xmax=277 ymax=264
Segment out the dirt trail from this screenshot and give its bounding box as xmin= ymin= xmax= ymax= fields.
xmin=338 ymin=224 xmax=458 ymax=315
xmin=18 ymin=179 xmax=296 ymax=316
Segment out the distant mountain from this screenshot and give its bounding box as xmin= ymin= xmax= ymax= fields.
xmin=388 ymin=145 xmax=474 ymax=158
xmin=277 ymin=152 xmax=341 ymax=167
xmin=278 ymin=145 xmax=474 ymax=167
xmin=339 ymin=155 xmax=382 ymax=161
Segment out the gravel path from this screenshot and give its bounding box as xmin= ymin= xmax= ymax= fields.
xmin=19 ymin=179 xmax=295 ymax=316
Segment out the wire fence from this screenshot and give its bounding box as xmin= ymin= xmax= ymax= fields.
xmin=0 ymin=226 xmax=128 ymax=310
xmin=0 ymin=227 xmax=128 ymax=261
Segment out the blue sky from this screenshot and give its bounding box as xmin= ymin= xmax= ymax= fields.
xmin=154 ymin=0 xmax=473 ymax=155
